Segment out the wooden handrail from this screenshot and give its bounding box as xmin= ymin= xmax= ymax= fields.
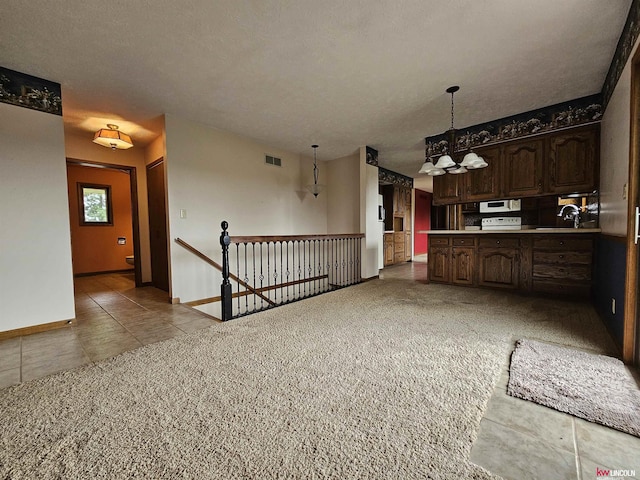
xmin=174 ymin=238 xmax=276 ymax=306
xmin=230 ymin=233 xmax=365 ymax=243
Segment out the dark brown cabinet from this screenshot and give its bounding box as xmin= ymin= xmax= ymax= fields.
xmin=502 ymin=139 xmax=545 ymax=198
xmin=463 ymin=146 xmax=502 ymax=202
xmin=428 ymin=233 xmax=594 ymax=297
xmin=429 ymin=247 xmax=450 ymax=283
xmin=431 ymin=125 xmax=599 ymax=205
xmin=547 ymin=126 xmax=598 ymax=194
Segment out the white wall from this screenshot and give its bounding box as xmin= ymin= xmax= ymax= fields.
xmin=0 ymin=103 xmax=75 ymax=332
xmin=326 ymin=153 xmax=360 ymax=233
xmin=600 ymin=36 xmax=640 ymax=235
xmin=164 ymin=114 xmax=327 ymax=303
xmin=65 ymin=132 xmax=153 ymax=282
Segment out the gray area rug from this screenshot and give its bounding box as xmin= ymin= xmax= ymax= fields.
xmin=0 ymin=280 xmax=618 ymax=479
xmin=507 ymin=339 xmax=640 ymax=437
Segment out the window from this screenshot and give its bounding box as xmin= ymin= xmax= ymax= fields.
xmin=78 ymin=183 xmax=113 ymax=225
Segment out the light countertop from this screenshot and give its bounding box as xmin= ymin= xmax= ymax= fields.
xmin=418 ymin=228 xmax=601 ymax=235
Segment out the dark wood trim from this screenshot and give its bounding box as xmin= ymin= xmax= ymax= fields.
xmin=174 ymin=238 xmax=276 ymax=306
xmin=147 ymin=157 xmax=164 ymax=170
xmin=624 ymin=49 xmax=640 ymax=364
xmin=74 ymin=268 xmax=134 ymax=277
xmin=0 ymin=319 xmax=71 ymax=340
xmin=230 ymin=233 xmax=365 ymax=243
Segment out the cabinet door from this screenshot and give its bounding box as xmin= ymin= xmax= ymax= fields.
xmin=502 ymin=139 xmax=545 ymax=197
xmin=429 ymin=247 xmax=450 ymax=283
xmin=478 ymin=248 xmax=519 ymax=289
xmin=463 ymin=146 xmax=502 ymax=201
xmin=405 ymin=232 xmax=411 ymax=261
xmin=432 ymin=174 xmax=461 ymax=205
xmin=547 ymin=126 xmax=598 ymax=194
xmin=394 ymin=186 xmax=406 ymax=214
xmin=384 ymin=234 xmax=394 ymax=266
xmin=452 ymin=247 xmax=475 ymax=285
xmin=404 ymin=187 xmax=412 ymax=230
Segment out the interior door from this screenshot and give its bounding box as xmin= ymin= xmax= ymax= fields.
xmin=147 ymin=159 xmax=169 ymax=292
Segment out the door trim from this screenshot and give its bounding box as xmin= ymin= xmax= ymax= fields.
xmin=624 ymin=48 xmax=640 ymax=364
xmin=66 ymin=158 xmax=142 ymax=287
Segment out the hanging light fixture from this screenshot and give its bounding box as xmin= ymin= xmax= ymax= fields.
xmin=306 ymin=144 xmax=325 ymax=197
xmin=93 ymin=124 xmax=134 ymax=151
xmin=419 ymin=86 xmax=488 ymax=176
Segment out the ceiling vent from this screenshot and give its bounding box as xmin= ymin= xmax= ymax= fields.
xmin=265 ymin=155 xmax=281 ymax=167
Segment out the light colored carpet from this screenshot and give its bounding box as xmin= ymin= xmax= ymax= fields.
xmin=0 ymin=279 xmax=618 ymax=479
xmin=507 ymin=338 xmax=640 ymax=437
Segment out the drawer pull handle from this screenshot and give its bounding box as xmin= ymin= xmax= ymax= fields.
xmin=560 ymin=241 xmax=564 ymax=246
xmin=496 ymin=240 xmax=500 ymax=245
xmin=559 ymin=255 xmax=564 ymax=259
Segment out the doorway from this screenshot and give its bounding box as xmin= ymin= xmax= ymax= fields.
xmin=146 ymin=158 xmax=169 ymax=292
xmin=66 ymin=159 xmax=142 ymax=287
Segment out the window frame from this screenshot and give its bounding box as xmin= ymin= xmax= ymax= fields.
xmin=77 ymin=182 xmax=113 ymax=226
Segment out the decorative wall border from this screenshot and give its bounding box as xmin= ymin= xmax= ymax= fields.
xmin=379 ymin=167 xmax=413 ymax=188
xmin=425 ymin=94 xmax=602 ymax=160
xmin=365 ymin=146 xmax=378 ymax=166
xmin=0 ymin=66 xmax=62 ymax=116
xmin=602 ymin=0 xmax=640 ymax=109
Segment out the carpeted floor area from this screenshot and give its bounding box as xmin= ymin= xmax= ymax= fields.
xmin=0 ymin=278 xmax=617 ymax=479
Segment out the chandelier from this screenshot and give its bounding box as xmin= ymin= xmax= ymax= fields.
xmin=93 ymin=124 xmax=133 ymax=151
xmin=419 ymin=86 xmax=488 ymax=176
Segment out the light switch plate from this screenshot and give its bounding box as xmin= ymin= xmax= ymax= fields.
xmin=180 ymin=209 xmax=187 ymax=219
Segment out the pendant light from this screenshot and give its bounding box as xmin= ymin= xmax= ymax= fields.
xmin=419 ymin=86 xmax=488 ymax=175
xmin=306 ymin=144 xmax=325 ymax=197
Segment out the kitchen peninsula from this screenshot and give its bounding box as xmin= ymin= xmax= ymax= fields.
xmin=421 ymin=228 xmax=600 ymax=296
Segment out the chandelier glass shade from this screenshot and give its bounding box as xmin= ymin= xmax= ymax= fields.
xmin=419 ymin=86 xmax=488 ymax=176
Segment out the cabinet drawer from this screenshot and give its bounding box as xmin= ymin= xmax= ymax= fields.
xmin=533 ymin=237 xmax=593 ymax=250
xmin=430 ymin=237 xmax=450 ymax=246
xmin=393 ymin=252 xmax=405 ymax=263
xmin=532 ymin=264 xmax=591 ymax=281
xmin=533 ymin=251 xmax=592 ymax=265
xmin=478 ymin=237 xmax=519 ymax=249
xmin=453 ymin=237 xmax=476 ymax=247
xmin=394 ymin=241 xmax=405 ymax=253
xmin=532 ymin=279 xmax=591 ymax=297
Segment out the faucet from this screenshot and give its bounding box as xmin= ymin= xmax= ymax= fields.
xmin=557 ymin=204 xmax=581 ymax=228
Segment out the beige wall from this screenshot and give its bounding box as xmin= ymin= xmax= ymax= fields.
xmin=164 ymin=114 xmax=328 ymax=304
xmin=65 ymin=132 xmax=153 ymax=282
xmin=359 ymin=147 xmax=381 ymax=279
xmin=600 ymin=36 xmax=640 ymax=235
xmin=326 ymin=153 xmax=360 ymax=233
xmin=0 ymin=103 xmax=75 ymax=332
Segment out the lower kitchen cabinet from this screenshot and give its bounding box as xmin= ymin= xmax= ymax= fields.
xmin=452 ymin=247 xmax=475 ymax=285
xmin=428 ymin=233 xmax=594 ymax=296
xmin=429 ymin=247 xmax=450 ymax=283
xmin=384 ymin=233 xmax=394 ymax=266
xmin=478 ymin=248 xmax=519 ymax=289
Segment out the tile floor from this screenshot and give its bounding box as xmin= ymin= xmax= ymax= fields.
xmin=1 ymin=266 xmax=639 ymax=480
xmin=0 ymin=272 xmax=218 ymax=389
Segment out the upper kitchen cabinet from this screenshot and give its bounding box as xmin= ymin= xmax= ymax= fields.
xmin=463 ymin=145 xmax=502 ymax=202
xmin=432 ymin=172 xmax=461 ymax=205
xmin=502 ymin=138 xmax=545 ymax=198
xmin=547 ymin=125 xmax=599 ymax=195
xmin=431 ymin=124 xmax=600 ymax=205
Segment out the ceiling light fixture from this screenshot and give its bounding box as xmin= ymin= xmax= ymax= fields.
xmin=419 ymin=86 xmax=488 ymax=176
xmin=306 ymin=144 xmax=324 ymax=197
xmin=93 ymin=124 xmax=134 ymax=151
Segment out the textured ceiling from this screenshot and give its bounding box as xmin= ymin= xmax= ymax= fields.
xmin=0 ymin=0 xmax=632 ymax=177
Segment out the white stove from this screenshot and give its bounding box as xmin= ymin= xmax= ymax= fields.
xmin=481 ymin=217 xmax=522 ymax=230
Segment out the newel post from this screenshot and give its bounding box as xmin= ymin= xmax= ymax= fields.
xmin=220 ymin=220 xmax=232 ymax=321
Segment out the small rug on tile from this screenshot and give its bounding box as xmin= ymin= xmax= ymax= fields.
xmin=507 ymin=339 xmax=640 ymax=437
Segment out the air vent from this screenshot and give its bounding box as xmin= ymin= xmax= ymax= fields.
xmin=265 ymin=155 xmax=282 ymax=167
